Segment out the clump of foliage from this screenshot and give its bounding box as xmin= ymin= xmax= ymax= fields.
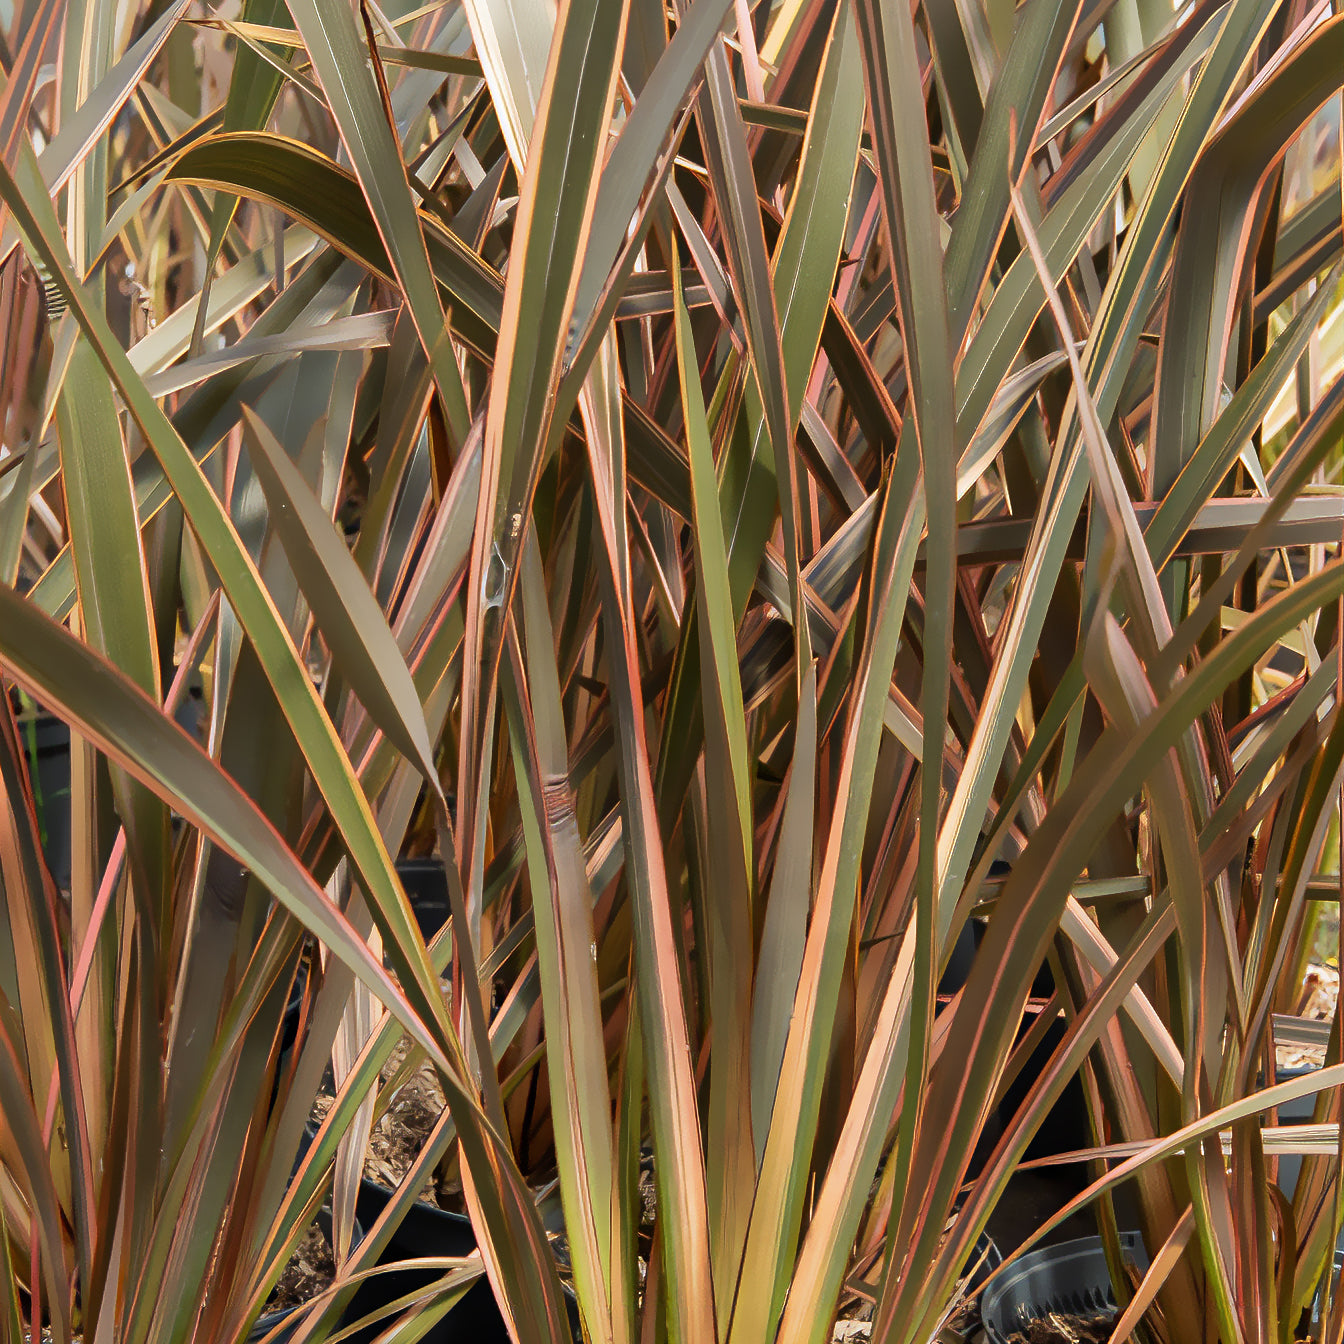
xmin=0 ymin=0 xmax=1342 ymax=1342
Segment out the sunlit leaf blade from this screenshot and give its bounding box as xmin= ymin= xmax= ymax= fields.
xmin=187 ymin=0 xmax=296 ymax=361
xmin=1151 ymin=15 xmax=1344 ymax=573
xmin=503 ymin=537 xmax=621 ymax=1344
xmin=581 ymin=345 xmax=716 ymax=1344
xmin=673 ymin=256 xmax=756 ymax=1316
xmin=36 ymin=0 xmax=188 ymax=196
xmin=745 ymin=432 xmax=927 ymax=1344
xmin=889 ymin=556 xmax=1344 ymax=1333
xmin=656 ymin=0 xmax=863 ymax=837
xmin=459 ymin=0 xmax=632 ymax=935
xmin=696 ymin=42 xmax=807 ymax=675
xmin=748 ymin=664 xmax=816 ymax=1153
xmin=943 ymin=0 xmax=1082 ymax=333
xmin=459 ymin=0 xmax=554 ymax=170
xmin=55 ymin=335 xmax=171 ymax=947
xmin=851 ymin=0 xmax=958 ymax=1302
xmin=0 ymin=0 xmax=64 ymax=200
xmin=937 ymin=0 xmax=1281 ymax=923
xmin=158 ymin=135 xmax=502 ymax=357
xmin=0 ymin=144 xmax=450 ymax=1046
xmin=1145 ymin=268 xmax=1341 ymax=565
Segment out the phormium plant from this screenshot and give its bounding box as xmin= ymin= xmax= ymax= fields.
xmin=0 ymin=0 xmax=1341 ymax=1341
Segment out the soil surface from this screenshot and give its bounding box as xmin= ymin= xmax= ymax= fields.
xmin=1006 ymin=1314 xmax=1114 ymax=1344
xmin=264 ymin=1220 xmax=336 ymax=1316
xmin=312 ymin=1037 xmax=459 ymax=1210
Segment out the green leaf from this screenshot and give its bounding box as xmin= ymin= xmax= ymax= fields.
xmin=943 ymin=0 xmax=1082 ymax=334
xmin=1145 ymin=268 xmax=1341 ymax=565
xmin=0 ymin=582 xmax=441 ymax=1103
xmin=458 ymin=0 xmax=633 ymax=918
xmin=697 ymin=43 xmax=808 ymax=676
xmin=852 ymin=0 xmax=958 ymax=1296
xmin=676 ymin=258 xmax=752 ymax=883
xmin=0 ymin=1016 xmax=72 ymax=1342
xmin=147 ymin=307 xmax=390 ymax=397
xmin=57 ymin=0 xmax=117 ymax=278
xmin=723 ymin=1 xmax=866 ymax=611
xmin=287 ymin=0 xmax=472 ymax=445
xmin=657 ymin=0 xmax=864 ymax=838
xmin=581 ymin=345 xmax=717 ymax=1344
xmin=569 ymin=0 xmax=734 ymax=346
xmin=1151 ymin=15 xmax=1344 ymax=515
xmin=939 ymin=0 xmax=1281 ymax=925
xmin=240 ymin=406 xmax=437 ymax=778
xmin=674 ymin=255 xmax=756 ymax=1315
xmin=748 ymin=666 xmax=817 ymax=1153
xmin=882 ymin=555 xmax=1344 ymax=1337
xmin=737 ymin=423 xmax=927 ymax=1344
xmin=502 ymin=534 xmax=622 ymax=1344
xmin=459 ymin=0 xmax=554 ymax=169
xmin=55 ymin=337 xmax=170 ymax=915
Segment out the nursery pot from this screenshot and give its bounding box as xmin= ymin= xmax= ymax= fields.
xmin=267 ymin=959 xmax=315 ymax=1115
xmin=356 ymin=1177 xmax=503 ymax=1342
xmin=980 ymin=1232 xmax=1148 ymax=1344
xmin=295 ymin=1126 xmax=485 ymax=1339
xmin=20 ymin=714 xmax=71 ymax=892
xmin=353 ymin=1174 xmax=581 ymax=1342
xmin=937 ymin=915 xmax=1089 ymax=1175
xmin=394 ymin=860 xmax=451 ymax=943
xmin=957 ymin=860 xmax=1091 ymax=1166
xmin=998 ymin=964 xmax=1091 ymax=1168
xmin=937 ymin=920 xmax=998 ymax=1179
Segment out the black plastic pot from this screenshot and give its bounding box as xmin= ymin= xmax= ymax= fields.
xmin=980 ymin=1232 xmax=1148 ymax=1344
xmin=20 ymin=714 xmax=71 ymax=892
xmin=960 ymin=859 xmax=1091 ymax=1166
xmin=999 ymin=999 xmax=1091 ymax=1166
xmin=249 ymin=1287 xmax=325 ymax=1342
xmin=938 ymin=919 xmax=982 ymax=998
xmin=267 ymin=959 xmax=315 ymax=1116
xmin=352 ymin=1175 xmax=580 ymax=1341
xmin=395 ymin=860 xmax=451 ymax=943
xmin=356 ymin=1177 xmax=506 ymax=1342
xmin=937 ymin=921 xmax=1001 ymax=1179
xmin=983 ymin=1240 xmax=1344 ymax=1340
